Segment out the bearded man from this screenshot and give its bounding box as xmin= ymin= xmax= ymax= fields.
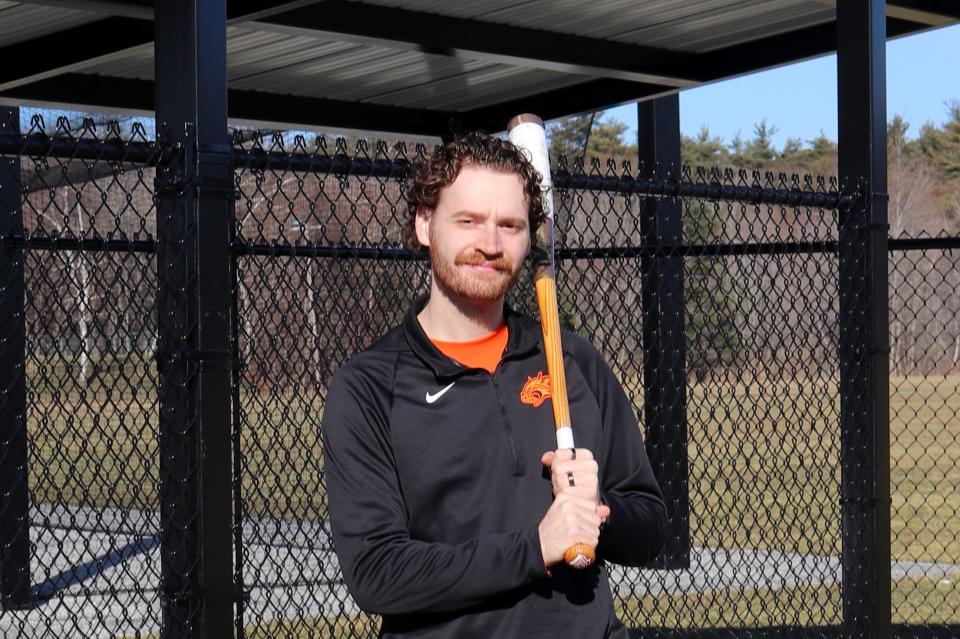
xmin=321 ymin=132 xmax=667 ymax=638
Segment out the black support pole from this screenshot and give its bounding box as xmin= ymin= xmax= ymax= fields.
xmin=836 ymin=1 xmax=891 ymax=639
xmin=637 ymin=95 xmax=690 ymax=570
xmin=154 ymin=1 xmax=235 ymax=638
xmin=0 ymin=107 xmax=31 ymax=611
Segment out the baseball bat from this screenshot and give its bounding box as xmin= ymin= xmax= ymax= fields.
xmin=507 ymin=113 xmax=594 ymax=570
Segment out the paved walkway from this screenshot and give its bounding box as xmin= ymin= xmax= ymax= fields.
xmin=2 ymin=504 xmax=957 ymax=639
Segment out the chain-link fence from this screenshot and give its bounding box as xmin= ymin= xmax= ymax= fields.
xmin=1 ymin=113 xmax=957 ymax=638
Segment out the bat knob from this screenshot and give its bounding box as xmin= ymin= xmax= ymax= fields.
xmin=563 ymin=543 xmax=595 ymax=569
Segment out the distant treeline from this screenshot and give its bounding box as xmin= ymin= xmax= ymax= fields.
xmin=548 ymin=102 xmax=960 ymax=238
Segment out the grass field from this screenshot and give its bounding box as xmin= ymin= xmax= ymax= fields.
xmin=23 ymin=359 xmax=960 ymax=629
xmin=122 ymin=577 xmax=957 ymax=638
xmin=617 ymin=576 xmax=960 ymax=626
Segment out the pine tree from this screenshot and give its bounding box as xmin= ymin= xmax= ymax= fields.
xmin=547 ymin=113 xmax=596 ymax=164
xmin=684 ymin=210 xmax=741 ymax=379
xmin=779 ymin=137 xmax=804 ymax=164
xmin=781 ymin=131 xmax=836 ymax=174
xmin=729 ymin=131 xmax=747 ymax=166
xmin=917 ymin=121 xmax=942 ymax=161
xmin=938 ymin=100 xmax=960 ymax=179
xmin=681 ymin=127 xmax=728 ymax=167
xmin=546 ymin=111 xmax=633 ymax=166
xmin=938 ymin=101 xmax=960 ymax=218
xmin=742 ymin=120 xmax=779 ymax=167
xmin=807 ymin=132 xmax=837 ymax=158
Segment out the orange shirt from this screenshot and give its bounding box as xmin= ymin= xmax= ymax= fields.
xmin=431 ymin=324 xmax=509 ymax=374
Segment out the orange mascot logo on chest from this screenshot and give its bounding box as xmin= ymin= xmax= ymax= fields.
xmin=520 ymin=371 xmax=552 ymax=408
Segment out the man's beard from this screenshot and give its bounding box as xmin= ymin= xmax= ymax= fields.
xmin=429 ymin=237 xmax=522 ymax=304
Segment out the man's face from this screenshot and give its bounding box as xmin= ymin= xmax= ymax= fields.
xmin=416 ymin=164 xmax=531 ymax=304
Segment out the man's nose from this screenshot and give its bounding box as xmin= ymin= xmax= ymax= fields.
xmin=474 ymin=222 xmax=503 ymax=255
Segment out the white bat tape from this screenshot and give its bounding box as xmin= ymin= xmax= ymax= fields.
xmin=507 ymin=121 xmax=556 ymax=222
xmin=555 ymin=426 xmax=575 ymax=450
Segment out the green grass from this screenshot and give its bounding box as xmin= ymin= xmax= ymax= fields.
xmin=684 ymin=375 xmax=843 ymax=557
xmin=678 ymin=373 xmax=960 ymax=564
xmin=121 ymin=576 xmax=956 ymax=638
xmin=242 ymin=615 xmax=380 ymax=639
xmin=615 ymin=577 xmax=960 ymax=627
xmin=120 ymin=614 xmax=380 ymax=639
xmin=22 ymin=359 xmax=960 ymax=629
xmin=26 ymin=354 xmax=327 ymax=520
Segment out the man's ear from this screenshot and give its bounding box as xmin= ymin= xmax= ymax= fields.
xmin=415 ymin=206 xmax=432 ymax=247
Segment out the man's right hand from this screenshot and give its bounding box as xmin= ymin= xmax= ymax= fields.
xmin=538 ymin=493 xmax=611 ymax=567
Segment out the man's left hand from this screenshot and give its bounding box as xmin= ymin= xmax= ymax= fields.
xmin=541 ymin=448 xmax=600 ymax=505
xmin=542 ymin=447 xmax=611 ymax=546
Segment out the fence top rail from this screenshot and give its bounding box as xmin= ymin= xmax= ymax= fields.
xmin=552 ymin=171 xmax=852 ymax=209
xmin=1 ymin=133 xmax=852 ymax=210
xmin=4 ymin=234 xmax=954 ymax=256
xmin=0 ymin=132 xmax=160 ymax=165
xmin=888 ymin=235 xmax=960 ymax=251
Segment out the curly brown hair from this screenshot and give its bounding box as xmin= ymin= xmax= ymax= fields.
xmin=405 ymin=131 xmax=547 ymax=250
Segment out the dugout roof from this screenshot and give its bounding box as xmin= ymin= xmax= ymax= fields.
xmin=0 ymin=0 xmax=956 ymax=137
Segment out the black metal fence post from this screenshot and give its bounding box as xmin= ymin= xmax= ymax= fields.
xmin=154 ymin=1 xmax=236 ymax=638
xmin=637 ymin=95 xmax=690 ymax=569
xmin=0 ymin=107 xmax=31 ymax=611
xmin=837 ymin=1 xmax=891 ymax=638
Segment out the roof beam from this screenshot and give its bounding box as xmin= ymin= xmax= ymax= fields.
xmin=0 ymin=2 xmax=326 ymax=91
xmin=0 ymin=17 xmax=154 ymax=92
xmin=14 ymin=0 xmax=324 ymax=20
xmin=252 ymin=0 xmax=702 ymax=88
xmin=815 ymin=1 xmax=960 ymax=26
xmin=457 ymin=79 xmax=674 ymax=134
xmin=11 ymin=1 xmax=152 ymax=19
xmin=0 ymin=73 xmax=452 ymax=137
xmin=887 ymin=0 xmax=960 ymax=25
xmin=225 ymin=0 xmax=330 ymax=23
xmin=694 ymin=15 xmax=922 ymax=80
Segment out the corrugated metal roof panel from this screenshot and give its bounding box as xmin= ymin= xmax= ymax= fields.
xmin=261 ymin=52 xmax=486 ymax=104
xmin=372 ymin=66 xmax=589 ymax=110
xmin=0 ymin=2 xmax=103 ymax=47
xmin=612 ymin=1 xmax=835 ymax=51
xmin=349 ymin=0 xmax=834 ymax=52
xmin=92 ymin=26 xmax=587 ymax=111
xmin=86 ymin=43 xmax=152 ymax=79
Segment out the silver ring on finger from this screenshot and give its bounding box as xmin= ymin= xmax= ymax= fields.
xmin=566 ymin=471 xmax=576 ymax=487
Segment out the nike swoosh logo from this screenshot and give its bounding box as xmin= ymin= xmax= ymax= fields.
xmin=425 ymin=382 xmax=456 ymax=404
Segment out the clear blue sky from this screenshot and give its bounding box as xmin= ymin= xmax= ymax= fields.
xmin=607 ymin=23 xmax=960 ymax=149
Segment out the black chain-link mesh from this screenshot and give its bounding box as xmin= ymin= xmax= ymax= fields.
xmin=550 ymin=161 xmax=847 ymax=632
xmin=1 ymin=117 xmax=957 ymax=638
xmin=0 ymin=113 xmax=161 ymax=638
xmin=888 ymin=239 xmax=960 ymax=629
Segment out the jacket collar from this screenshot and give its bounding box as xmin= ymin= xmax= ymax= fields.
xmin=403 ymin=294 xmax=541 ymax=378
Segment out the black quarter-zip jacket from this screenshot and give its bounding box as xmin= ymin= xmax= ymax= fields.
xmin=321 ymin=297 xmax=667 ymax=638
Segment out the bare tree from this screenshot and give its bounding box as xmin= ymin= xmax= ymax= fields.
xmin=888 ymin=120 xmax=937 ymax=375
